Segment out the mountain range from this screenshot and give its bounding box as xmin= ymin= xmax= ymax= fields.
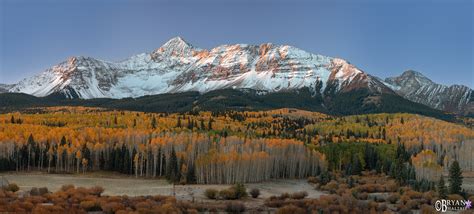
xmin=1 ymin=37 xmax=472 ymax=116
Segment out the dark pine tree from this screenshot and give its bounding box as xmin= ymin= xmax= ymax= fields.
xmin=208 ymin=118 xmax=213 ymax=130
xmin=437 ymin=176 xmax=448 ymax=198
xmin=351 ymin=155 xmax=362 ymax=175
xmin=151 ymin=116 xmax=157 ymax=129
xmin=122 ymin=145 xmax=130 ymax=174
xmin=176 ymin=117 xmax=181 ymax=128
xmin=448 ymin=160 xmax=463 ymax=195
xmin=60 ymin=136 xmax=67 ymax=146
xmin=186 ymin=163 xmax=196 ymax=184
xmin=200 ymin=119 xmax=205 ymax=130
xmin=166 ymin=147 xmax=179 ymax=183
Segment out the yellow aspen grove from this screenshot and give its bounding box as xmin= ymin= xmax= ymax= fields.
xmin=0 ymin=107 xmax=471 ymax=185
xmin=411 ymin=149 xmax=442 ymax=182
xmin=193 ymin=137 xmax=326 ymax=184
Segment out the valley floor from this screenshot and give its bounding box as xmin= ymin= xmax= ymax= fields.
xmin=462 ymin=171 xmax=474 ymax=194
xmin=0 ymin=171 xmax=326 ymax=209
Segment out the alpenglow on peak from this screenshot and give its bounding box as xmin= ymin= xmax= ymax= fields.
xmin=9 ymin=37 xmax=396 ymax=100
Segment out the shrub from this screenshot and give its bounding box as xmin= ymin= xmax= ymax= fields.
xmin=219 ymin=188 xmax=238 ymax=200
xmin=367 ymin=184 xmax=378 ymax=193
xmin=290 ymin=191 xmax=308 ymax=200
xmin=420 ymin=204 xmax=436 ymax=214
xmin=90 ymin=186 xmax=104 ymax=196
xmin=469 ymin=196 xmax=474 ymax=203
xmin=400 ymin=194 xmax=410 ymax=204
xmin=307 ymin=176 xmax=319 ymax=184
xmin=374 ymin=195 xmax=385 ymax=202
xmin=405 ymin=199 xmax=420 ymax=209
xmin=204 ymin=188 xmax=218 ymax=199
xmin=225 ymin=201 xmax=245 ymax=213
xmin=135 ymin=201 xmax=152 ymax=210
xmin=357 ymin=192 xmax=368 ymax=200
xmin=232 ymin=183 xmax=247 ymax=198
xmin=216 ymin=184 xmax=247 ymax=200
xmin=368 ymin=200 xmax=378 ymax=210
xmin=157 ymin=203 xmax=180 ymax=213
xmin=249 ymin=188 xmax=260 ymax=198
xmin=101 ymin=201 xmax=125 ymax=214
xmin=385 ymin=180 xmax=398 ymax=192
xmin=404 ymin=190 xmax=422 ymax=199
xmin=186 ymin=208 xmax=199 ymax=214
xmin=422 ymin=191 xmax=435 ymax=203
xmin=80 ymin=200 xmax=102 ymax=212
xmin=377 ymin=203 xmax=387 ymax=212
xmin=38 ymin=187 xmax=49 ymax=195
xmin=60 ymin=184 xmax=75 ymax=191
xmin=264 ymin=198 xmax=285 ymax=208
xmin=376 ymin=184 xmax=386 ymax=192
xmin=30 ymin=187 xmax=39 ymax=196
xmin=397 ymin=205 xmax=412 ymax=214
xmin=321 ymin=181 xmax=338 ymax=193
xmin=152 ymin=195 xmax=170 ymax=202
xmin=430 ymin=197 xmax=440 ymax=206
xmin=447 ymin=194 xmax=464 ymax=200
xmin=336 ymin=187 xmax=348 ymax=195
xmin=278 ymin=193 xmax=290 ymax=200
xmin=5 ymin=183 xmax=19 ymax=192
xmin=276 ymin=205 xmax=306 ymax=214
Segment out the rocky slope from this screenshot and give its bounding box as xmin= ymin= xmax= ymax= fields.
xmin=385 ymin=70 xmax=473 ymax=115
xmin=0 ymin=84 xmax=14 ymax=93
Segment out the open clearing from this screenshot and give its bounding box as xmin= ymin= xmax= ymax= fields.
xmin=1 ymin=172 xmax=326 ymax=201
xmin=462 ymin=171 xmax=474 ymax=194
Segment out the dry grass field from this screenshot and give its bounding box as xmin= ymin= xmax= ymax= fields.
xmin=1 ymin=171 xmax=326 ymax=200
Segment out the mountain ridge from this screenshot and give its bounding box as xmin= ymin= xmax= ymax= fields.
xmin=8 ymin=36 xmax=393 ymax=99
xmin=385 ymin=70 xmax=473 ymax=115
xmin=3 ymin=36 xmax=472 ymax=115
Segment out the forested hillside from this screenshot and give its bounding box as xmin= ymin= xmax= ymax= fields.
xmin=0 ymin=107 xmax=472 ymax=187
xmin=0 ymin=88 xmax=454 ymax=122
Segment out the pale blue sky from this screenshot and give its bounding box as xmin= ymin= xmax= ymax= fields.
xmin=1 ymin=0 xmax=472 ymax=87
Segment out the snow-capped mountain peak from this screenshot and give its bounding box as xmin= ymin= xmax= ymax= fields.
xmin=8 ymin=37 xmax=394 ymax=100
xmin=384 ymin=70 xmax=472 ymax=114
xmin=153 ymin=36 xmax=197 ymax=58
xmin=5 ymin=36 xmax=471 ymax=115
